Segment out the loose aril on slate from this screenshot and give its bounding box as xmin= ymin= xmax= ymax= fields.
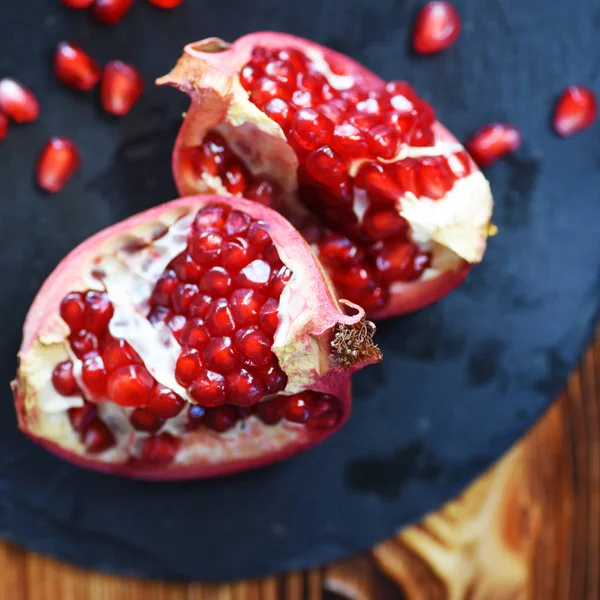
xmin=553 ymin=86 xmax=598 ymax=137
xmin=0 ymin=113 xmax=8 ymax=140
xmin=100 ymin=61 xmax=144 ymax=115
xmin=465 ymin=123 xmax=521 ymax=168
xmin=412 ymin=1 xmax=461 ymax=55
xmin=36 ymin=137 xmax=80 ymax=193
xmin=54 ymin=41 xmax=102 ymax=91
xmin=12 ymin=196 xmax=381 ymax=479
xmin=0 ymin=78 xmax=39 ymax=123
xmin=61 ymin=0 xmax=95 ymax=7
xmin=147 ymin=0 xmax=184 ymax=8
xmin=158 ymin=32 xmax=494 ymax=320
xmin=93 ymin=0 xmax=133 ymax=24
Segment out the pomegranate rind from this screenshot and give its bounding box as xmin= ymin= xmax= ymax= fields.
xmin=158 ymin=32 xmax=493 ymax=317
xmin=13 ymin=195 xmax=380 ymax=480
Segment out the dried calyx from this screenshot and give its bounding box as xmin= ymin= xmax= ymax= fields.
xmin=158 ymin=32 xmax=494 ymax=319
xmin=13 ymin=196 xmax=380 ymax=479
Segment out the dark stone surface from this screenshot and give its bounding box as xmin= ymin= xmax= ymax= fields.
xmin=0 ymin=0 xmax=599 ymax=583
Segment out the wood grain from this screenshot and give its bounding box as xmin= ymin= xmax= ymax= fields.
xmin=1 ymin=328 xmax=598 ymax=600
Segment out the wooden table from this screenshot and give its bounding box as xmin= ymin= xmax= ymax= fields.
xmin=2 ymin=328 xmax=597 ymax=599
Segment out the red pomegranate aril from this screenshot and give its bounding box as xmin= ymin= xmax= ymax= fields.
xmin=151 ymin=271 xmax=178 ymax=306
xmin=139 ymin=433 xmax=179 ymax=463
xmin=100 ymin=61 xmax=143 ymax=116
xmin=93 ymin=0 xmax=133 ymax=24
xmin=270 ymin=266 xmax=292 ymax=296
xmin=204 ymin=406 xmax=239 ymax=432
xmin=254 ymin=400 xmax=282 ymax=425
xmin=262 ymin=98 xmax=295 ymax=131
xmin=106 ymin=364 xmax=154 ymax=407
xmin=0 ymin=112 xmax=8 ymax=140
xmin=395 ymin=158 xmax=422 ymax=196
xmin=147 ymin=0 xmax=184 ymax=8
xmin=367 ymin=125 xmax=399 ymax=160
xmin=318 ymin=233 xmax=364 ymax=267
xmin=466 ymin=123 xmax=521 ymax=168
xmin=203 ymin=337 xmax=238 ymax=373
xmin=264 ymin=60 xmax=296 ymax=84
xmin=246 ymin=223 xmax=272 ymax=253
xmin=307 ymin=409 xmax=341 ymax=429
xmin=407 ymin=125 xmax=435 ymax=147
xmin=171 ymin=282 xmax=199 ymax=314
xmin=330 ymin=123 xmax=369 ymax=158
xmin=84 ymin=290 xmax=114 ymax=334
xmin=362 ymin=207 xmax=409 ymax=240
xmin=355 ymin=162 xmax=403 ymax=200
xmin=330 ymin=265 xmax=373 ymax=291
xmin=103 ymin=337 xmax=141 ymax=370
xmin=36 ymin=137 xmax=80 ymax=194
xmin=291 ymin=89 xmax=318 ymax=109
xmin=234 ymin=327 xmax=272 ymax=367
xmin=199 ymin=267 xmax=231 ymax=296
xmin=230 ymin=289 xmax=265 ymax=325
xmin=348 ymin=112 xmax=381 ymax=133
xmin=306 ymin=146 xmax=348 ymax=186
xmin=284 ymin=394 xmax=311 ymax=423
xmin=250 ymin=77 xmax=293 ymax=106
xmin=240 ymin=65 xmax=260 ymax=90
xmin=259 ymin=297 xmax=279 ymax=335
xmin=188 ymin=369 xmax=226 ymax=406
xmin=205 ymin=299 xmax=236 ymax=335
xmin=82 ymin=419 xmax=115 ymax=453
xmin=129 ymin=407 xmax=164 ymax=432
xmin=175 ymin=349 xmax=203 ymax=386
xmin=375 ymin=241 xmax=427 ymax=283
xmin=61 ymin=0 xmax=95 ymax=7
xmin=167 ymin=314 xmax=187 ymax=340
xmin=68 ymin=403 xmax=97 ymax=432
xmin=553 ymin=86 xmax=598 ymax=137
xmin=189 ymin=231 xmax=223 ymax=265
xmin=245 ymin=179 xmax=277 ymax=207
xmin=193 ymin=203 xmax=229 ymax=230
xmin=69 ymin=330 xmax=98 ymax=358
xmin=0 ymin=78 xmax=39 ymax=123
xmin=291 ymin=108 xmax=334 ymax=151
xmin=235 ymin=259 xmax=272 ymax=290
xmin=223 ymin=163 xmax=247 ymax=195
xmin=179 ymin=318 xmax=210 ymax=350
xmin=262 ymin=364 xmax=287 ymax=394
xmin=60 ymin=292 xmax=86 ymax=332
xmin=148 ymin=386 xmax=185 ymax=419
xmin=188 ymin=293 xmax=212 ymax=319
xmin=171 ymin=254 xmax=203 ymax=282
xmin=224 ymin=209 xmax=251 ymax=236
xmin=54 ymin=42 xmax=101 ymax=92
xmin=52 ymin=361 xmax=79 ymax=396
xmin=221 ymin=238 xmax=253 ymax=272
xmin=413 ymin=1 xmax=461 ymax=55
xmin=81 ymin=355 xmax=108 ymax=396
xmin=418 ymin=156 xmax=454 ymax=199
xmin=447 ymin=150 xmax=472 ymax=179
xmin=226 ymin=370 xmax=264 ymax=406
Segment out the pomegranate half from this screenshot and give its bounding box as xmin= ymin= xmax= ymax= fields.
xmin=158 ymin=32 xmax=494 ymax=319
xmin=12 ymin=196 xmax=381 ymax=480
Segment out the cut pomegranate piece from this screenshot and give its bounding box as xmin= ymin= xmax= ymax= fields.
xmin=36 ymin=137 xmax=80 ymax=194
xmin=0 ymin=78 xmax=39 ymax=123
xmin=54 ymin=41 xmax=101 ymax=92
xmin=158 ymin=32 xmax=494 ymax=319
xmin=0 ymin=113 xmax=8 ymax=140
xmin=412 ymin=1 xmax=461 ymax=55
xmin=465 ymin=123 xmax=521 ymax=168
xmin=100 ymin=61 xmax=144 ymax=116
xmin=93 ymin=0 xmax=133 ymax=24
xmin=553 ymin=86 xmax=598 ymax=137
xmin=12 ymin=196 xmax=381 ymax=479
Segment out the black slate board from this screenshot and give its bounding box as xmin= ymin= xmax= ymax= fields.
xmin=1 ymin=0 xmax=599 ymax=583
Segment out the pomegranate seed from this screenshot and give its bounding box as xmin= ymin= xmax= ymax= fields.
xmin=68 ymin=403 xmax=97 ymax=432
xmin=188 ymin=369 xmax=226 ymax=406
xmin=418 ymin=156 xmax=454 ymax=199
xmin=36 ymin=137 xmax=80 ymax=194
xmin=270 ymin=266 xmax=292 ymax=296
xmin=0 ymin=79 xmax=39 ymax=123
xmin=230 ymin=289 xmax=265 ymax=325
xmin=306 ymin=146 xmax=348 ymax=186
xmin=171 ymin=282 xmax=199 ymax=314
xmin=52 ymin=361 xmax=79 ymax=396
xmin=291 ymin=108 xmax=334 ymax=151
xmin=367 ymin=125 xmax=399 ymax=160
xmin=103 ymin=337 xmax=141 ymax=370
xmin=139 ymin=433 xmax=179 ymax=463
xmin=60 ymin=292 xmax=86 ymax=332
xmin=375 ymin=241 xmax=429 ymax=283
xmin=168 ymin=314 xmax=187 ymax=340
xmin=179 ymin=318 xmax=210 ymax=350
xmin=221 ymin=238 xmax=254 ymax=272
xmin=395 ymin=158 xmax=422 ymax=196
xmin=235 ymin=260 xmax=272 ymax=290
xmin=189 ymin=231 xmax=223 ymax=265
xmin=203 ymin=337 xmax=239 ymax=373
xmin=129 ymin=407 xmax=164 ymax=432
xmin=413 ymin=1 xmax=461 ymax=55
xmin=171 ymin=253 xmax=203 ymax=282
xmin=148 ymin=305 xmax=172 ymax=325
xmin=553 ymin=86 xmax=598 ymax=137
xmin=330 ymin=123 xmax=369 ymax=158
xmin=205 ymin=299 xmax=236 ymax=336
xmin=224 ymin=210 xmax=251 ymax=236
xmin=81 ymin=355 xmax=108 ymax=396
xmin=93 ymin=0 xmax=133 ymax=24
xmin=362 ymin=207 xmax=409 ymax=240
xmin=245 ymin=179 xmax=277 ymax=207
xmin=106 ymin=365 xmax=155 ymax=407
xmin=234 ymin=327 xmax=272 ymax=367
xmin=466 ymin=123 xmax=521 ymax=168
xmin=330 ymin=266 xmax=373 ymax=292
xmin=61 ymin=0 xmax=95 ymax=7
xmin=100 ymin=61 xmax=143 ymax=116
xmin=54 ymin=41 xmax=101 ymax=92
xmin=262 ymin=364 xmax=288 ymax=394
xmin=284 ymin=394 xmax=311 ymax=423
xmin=318 ymin=234 xmax=363 ymax=266
xmin=223 ymin=163 xmax=247 ymax=195
xmin=175 ymin=349 xmax=203 ymax=386
xmin=226 ymin=370 xmax=264 ymax=406
xmin=246 ymin=223 xmax=272 ymax=253
xmin=147 ymin=0 xmax=184 ymax=8
xmin=263 ymin=98 xmax=296 ymax=131
xmin=254 ymin=400 xmax=283 ymax=425
xmin=199 ymin=267 xmax=231 ymax=296
xmin=69 ymin=330 xmax=98 ymax=358
xmin=204 ymin=406 xmax=238 ymax=432
xmin=148 ymin=386 xmax=185 ymax=419
xmin=83 ymin=290 xmax=114 ymax=334
xmin=355 ymin=162 xmax=403 ymax=200
xmin=0 ymin=113 xmax=8 ymax=140
xmin=188 ymin=293 xmax=213 ymax=318
xmin=264 ymin=60 xmax=296 ymax=84
xmin=446 ymin=150 xmax=472 ymax=179
xmin=259 ymin=298 xmax=279 ymax=334
xmin=250 ymin=77 xmax=293 ymax=106
xmin=151 ymin=271 xmax=178 ymax=305
xmin=291 ymin=89 xmax=318 ymax=109
xmin=240 ymin=65 xmax=261 ymax=90
xmin=82 ymin=419 xmax=115 ymax=453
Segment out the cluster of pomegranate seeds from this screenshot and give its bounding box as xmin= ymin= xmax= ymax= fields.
xmin=0 ymin=78 xmax=39 ymax=123
xmin=553 ymin=86 xmax=598 ymax=137
xmin=36 ymin=136 xmax=81 ymax=193
xmin=465 ymin=123 xmax=522 ymax=169
xmin=100 ymin=61 xmax=144 ymax=116
xmin=54 ymin=41 xmax=102 ymax=92
xmin=412 ymin=1 xmax=461 ymax=55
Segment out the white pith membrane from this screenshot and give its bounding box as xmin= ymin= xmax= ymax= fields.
xmin=15 ymin=201 xmax=371 ymax=468
xmin=158 ymin=34 xmax=494 ymax=304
